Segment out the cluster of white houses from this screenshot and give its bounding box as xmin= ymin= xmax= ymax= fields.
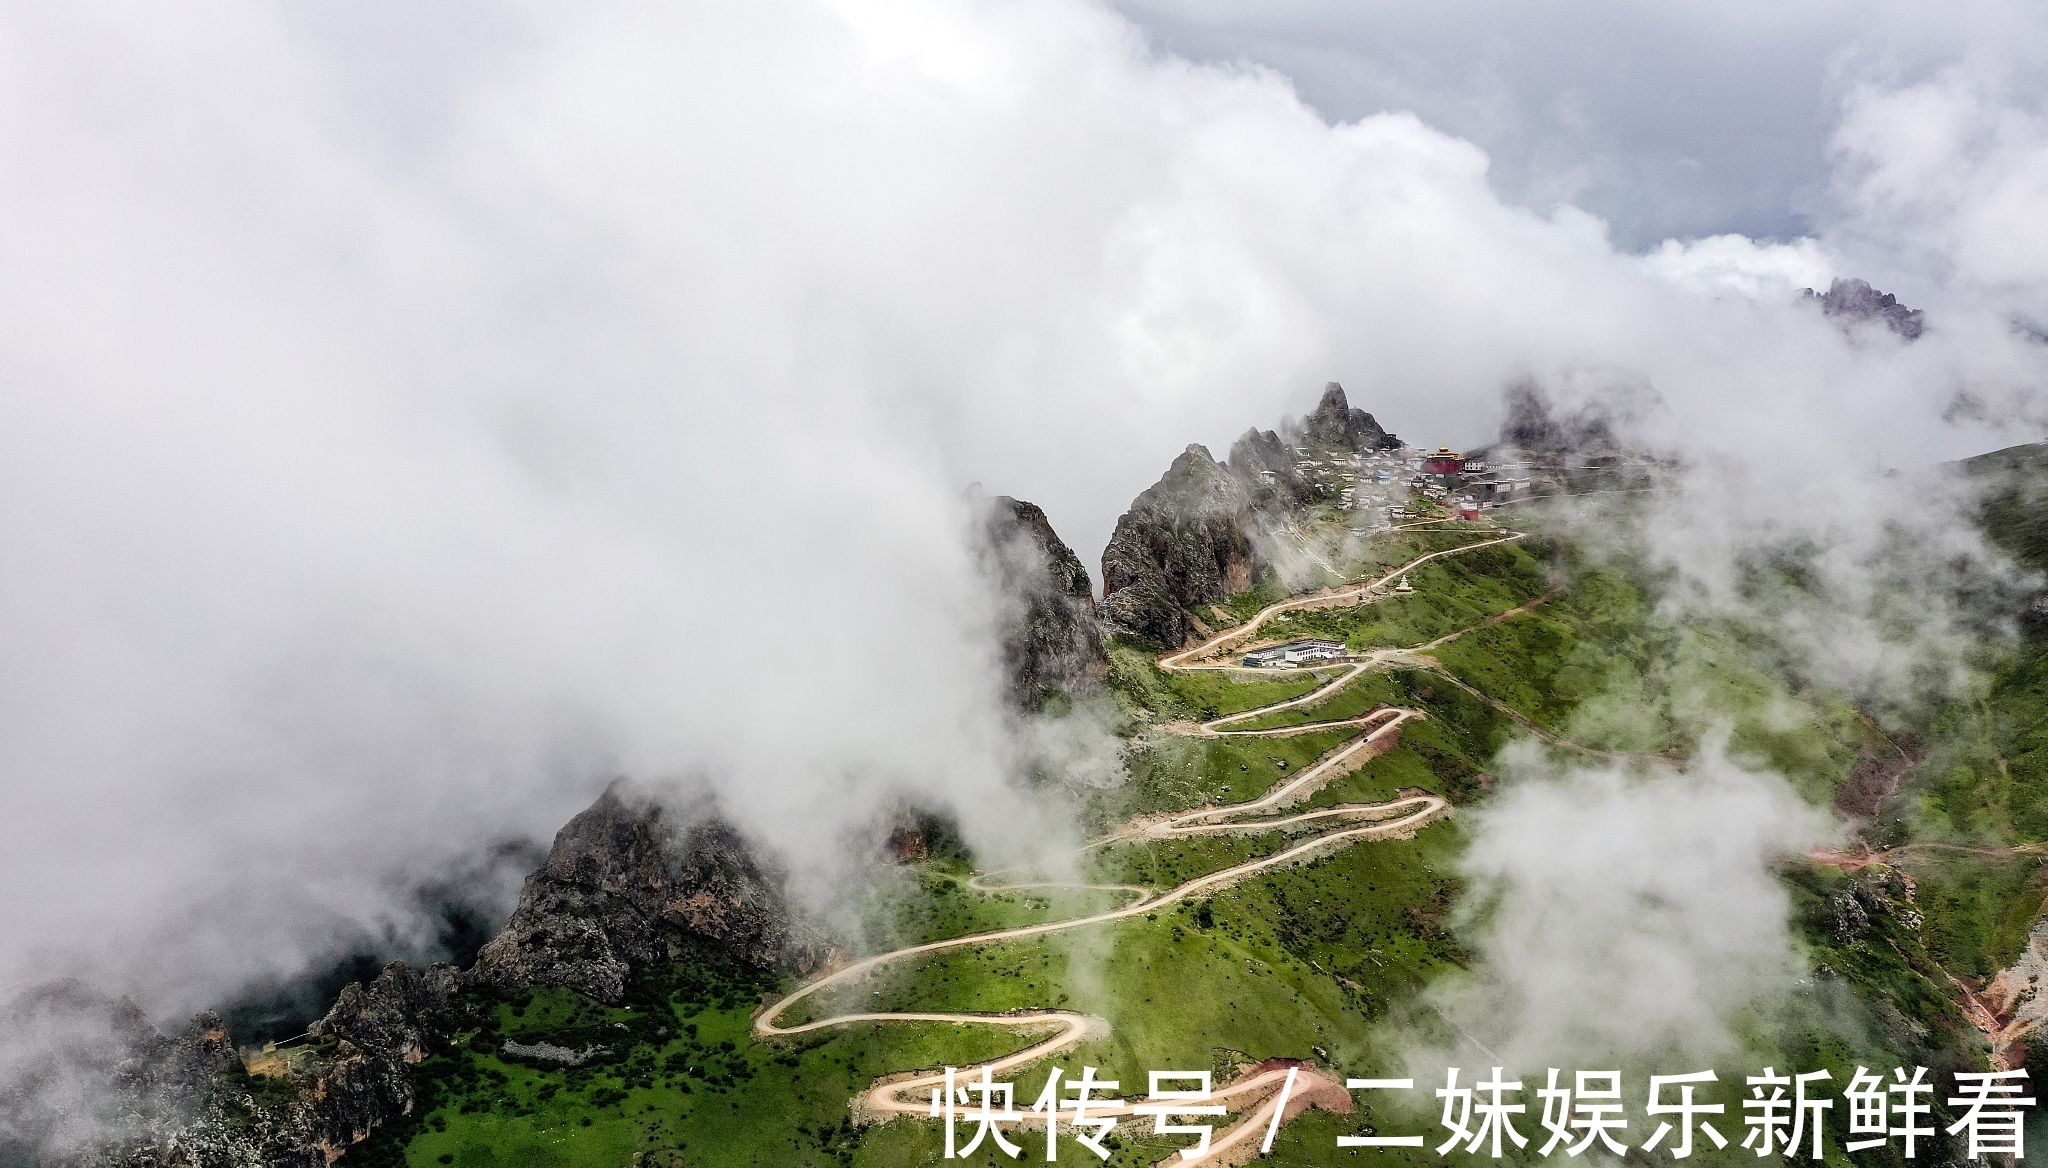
xmin=1309 ymin=443 xmax=1532 ymax=522
xmin=1241 ymin=639 xmax=1347 ymax=668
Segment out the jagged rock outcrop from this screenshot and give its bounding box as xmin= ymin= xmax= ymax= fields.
xmin=1100 ymin=383 xmax=1403 ymax=647
xmin=3 ymin=972 xmax=457 ymax=1168
xmin=1298 ymin=382 xmax=1397 ymax=452
xmin=17 ymin=785 xmax=832 ymax=1165
xmin=1805 ymin=277 xmax=1925 ymax=340
xmin=0 ymin=983 xmax=233 ymax=1166
xmin=979 ymin=495 xmax=1108 ymax=712
xmin=1101 ymin=444 xmax=1258 ymax=647
xmin=886 ymin=819 xmax=929 ymax=863
xmin=1226 ymin=427 xmax=1308 ymax=506
xmin=469 ymin=782 xmax=826 ymax=1004
xmin=311 ymin=963 xmax=460 ymax=1065
xmin=301 ymin=962 xmax=461 ymax=1153
xmin=879 ymin=799 xmax=958 ymax=866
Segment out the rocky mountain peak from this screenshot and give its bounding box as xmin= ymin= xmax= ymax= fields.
xmin=1499 ymin=379 xmax=1620 ymax=456
xmin=1226 ymin=427 xmax=1307 ymax=505
xmin=1806 ymin=277 xmax=1925 ymax=340
xmin=1299 ymin=381 xmax=1396 ymax=451
xmin=1100 ymin=382 xmax=1403 ymax=647
xmin=983 ymin=496 xmax=1091 ymax=601
xmin=468 ymin=782 xmax=826 ymax=1004
xmin=1133 ymin=443 xmax=1250 ymax=515
xmin=0 ymin=974 xmax=437 ymax=1167
xmin=0 ymin=982 xmax=225 ymax=1164
xmin=1102 ymin=445 xmax=1257 ymax=647
xmin=978 ymin=495 xmax=1108 ymax=712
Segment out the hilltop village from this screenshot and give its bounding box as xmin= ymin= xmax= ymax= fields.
xmin=1275 ymin=439 xmax=1531 ymax=527
xmin=1091 ymin=381 xmax=1649 ymax=658
xmin=1079 ymin=381 xmax=1674 ymax=685
xmin=1231 ymin=443 xmax=1520 ymax=669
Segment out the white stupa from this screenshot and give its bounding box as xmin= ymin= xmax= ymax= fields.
xmin=1394 ymin=575 xmax=1414 ymax=594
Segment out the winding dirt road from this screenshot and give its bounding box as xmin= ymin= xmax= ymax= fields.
xmin=1157 ymin=528 xmax=1525 ymax=673
xmin=752 ymin=524 xmax=1538 ymax=1163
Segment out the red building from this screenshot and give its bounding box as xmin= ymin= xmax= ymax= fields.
xmin=1423 ymin=445 xmax=1465 ymax=475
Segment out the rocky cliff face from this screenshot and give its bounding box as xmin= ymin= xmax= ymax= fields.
xmin=1298 ymin=382 xmax=1396 ymax=451
xmin=1100 ymin=444 xmax=1258 ymax=647
xmin=979 ymin=496 xmax=1109 ymax=712
xmin=1806 ymin=277 xmax=1926 ymax=340
xmin=7 ymin=781 xmax=832 ymax=1166
xmin=1099 ymin=383 xmax=1402 ymax=648
xmin=1226 ymin=427 xmax=1308 ymax=507
xmin=4 ymin=969 xmax=459 ymax=1168
xmin=468 ymin=782 xmax=826 ymax=1004
xmin=301 ymin=962 xmax=463 ymax=1149
xmin=0 ymin=982 xmax=234 ymax=1167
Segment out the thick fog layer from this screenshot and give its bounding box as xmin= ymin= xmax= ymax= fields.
xmin=1 ymin=0 xmax=2045 ymax=1032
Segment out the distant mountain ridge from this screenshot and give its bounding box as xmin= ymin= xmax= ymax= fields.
xmin=1805 ymin=277 xmax=1926 ymax=340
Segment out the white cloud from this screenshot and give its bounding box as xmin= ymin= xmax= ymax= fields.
xmin=0 ymin=0 xmax=2042 ymax=1034
xmin=1415 ymin=742 xmax=1834 ymax=1072
xmin=1641 ymin=234 xmax=1836 ymax=299
xmin=1832 ymin=70 xmax=2048 ymax=297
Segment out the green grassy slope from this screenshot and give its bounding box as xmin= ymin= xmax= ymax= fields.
xmin=1874 ymin=445 xmax=2048 ymax=988
xmin=336 ymin=486 xmax=2048 ymax=1167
